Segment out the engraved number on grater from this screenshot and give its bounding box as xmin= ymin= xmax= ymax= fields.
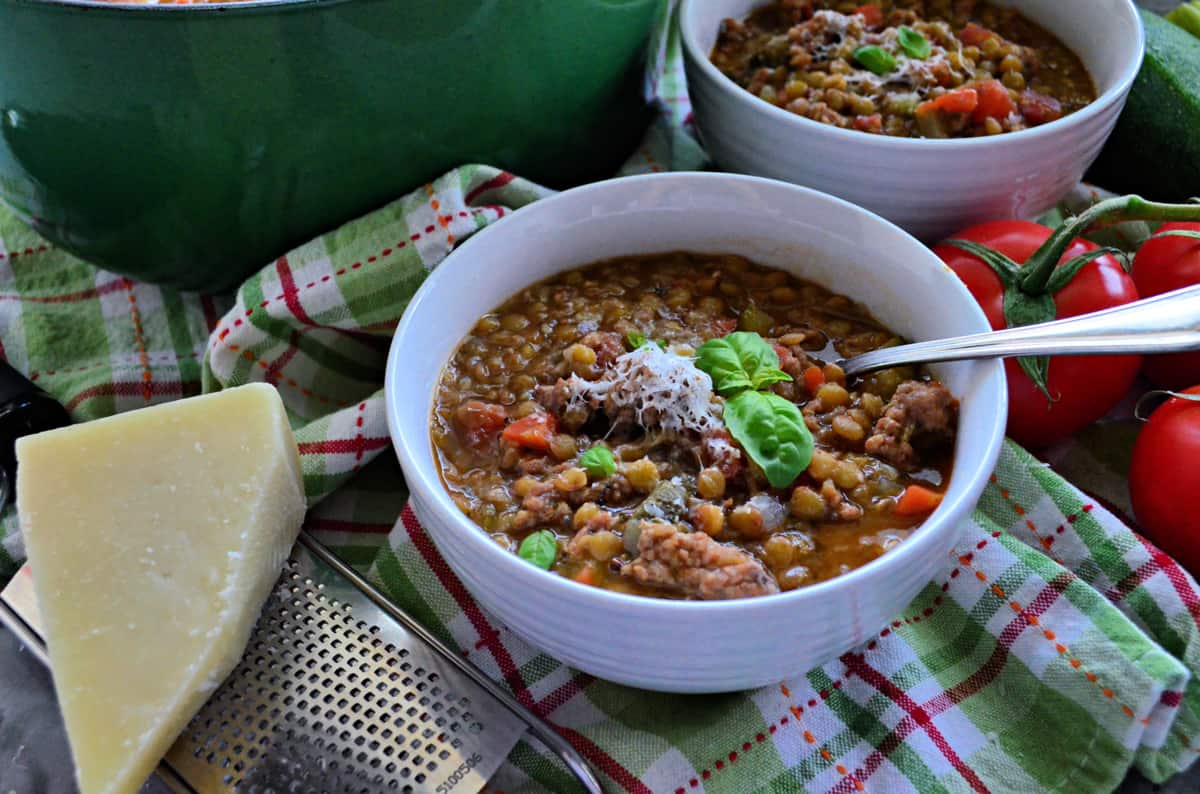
xmin=168 ymin=558 xmax=495 ymax=793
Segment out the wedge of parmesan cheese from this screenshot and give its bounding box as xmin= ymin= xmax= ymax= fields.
xmin=16 ymin=383 xmax=305 ymax=794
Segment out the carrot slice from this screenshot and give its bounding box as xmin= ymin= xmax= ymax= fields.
xmin=894 ymin=485 xmax=944 ymax=516
xmin=803 ymin=366 xmax=826 ymax=395
xmin=972 ymin=79 xmax=1015 ymax=124
xmin=574 ymin=566 xmax=597 ymax=586
xmin=501 ymin=413 xmax=557 ymax=452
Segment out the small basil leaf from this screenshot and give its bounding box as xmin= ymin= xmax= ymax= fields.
xmin=517 ymin=530 xmax=558 ymax=570
xmin=854 ymin=45 xmax=896 ymax=75
xmin=579 ymin=444 xmax=616 ymax=479
xmin=695 ymin=339 xmax=754 ymax=395
xmin=751 ymin=368 xmax=794 ymax=391
xmin=898 ymin=26 xmax=931 ymax=59
xmin=695 ymin=332 xmax=793 ymax=396
xmin=723 ymin=391 xmax=814 ymax=489
xmin=627 ymin=331 xmax=669 ymax=351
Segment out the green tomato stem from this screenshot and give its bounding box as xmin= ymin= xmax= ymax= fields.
xmin=1018 ymin=196 xmax=1200 ymax=295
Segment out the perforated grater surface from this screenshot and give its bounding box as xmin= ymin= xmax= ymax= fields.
xmin=0 ymin=532 xmax=601 ymax=794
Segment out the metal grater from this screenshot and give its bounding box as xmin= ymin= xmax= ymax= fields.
xmin=0 ymin=532 xmax=602 ymax=794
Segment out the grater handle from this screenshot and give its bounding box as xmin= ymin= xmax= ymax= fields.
xmin=296 ymin=532 xmax=605 ymax=794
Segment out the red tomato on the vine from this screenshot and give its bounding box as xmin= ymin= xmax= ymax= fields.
xmin=933 ymin=220 xmax=1142 ymax=448
xmin=1131 ymin=222 xmax=1200 ymax=389
xmin=1130 ymin=386 xmax=1200 ymax=575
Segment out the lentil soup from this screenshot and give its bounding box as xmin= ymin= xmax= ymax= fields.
xmin=710 ymin=0 xmax=1097 ymax=138
xmin=432 ymin=252 xmax=959 ymax=600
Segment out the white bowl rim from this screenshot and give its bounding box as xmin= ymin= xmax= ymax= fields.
xmin=679 ymin=0 xmax=1145 ymax=151
xmin=385 ymin=171 xmax=1007 ymax=616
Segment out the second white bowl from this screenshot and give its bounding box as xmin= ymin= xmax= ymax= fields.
xmin=681 ymin=0 xmax=1145 ymax=242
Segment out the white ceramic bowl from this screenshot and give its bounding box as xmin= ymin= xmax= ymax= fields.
xmin=385 ymin=173 xmax=1006 ymax=693
xmin=681 ymin=0 xmax=1145 ymax=242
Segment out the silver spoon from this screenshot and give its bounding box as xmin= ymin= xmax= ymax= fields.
xmin=840 ymin=284 xmax=1200 ymax=378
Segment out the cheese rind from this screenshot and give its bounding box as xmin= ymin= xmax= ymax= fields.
xmin=17 ymin=383 xmax=305 ymax=794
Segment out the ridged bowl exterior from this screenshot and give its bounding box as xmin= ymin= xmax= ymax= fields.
xmin=386 ymin=173 xmax=1007 ymax=693
xmin=681 ymin=0 xmax=1145 ymax=242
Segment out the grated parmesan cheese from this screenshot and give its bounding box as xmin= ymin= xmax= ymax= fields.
xmin=566 ymin=345 xmax=718 ymax=434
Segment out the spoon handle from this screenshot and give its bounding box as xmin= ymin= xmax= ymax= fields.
xmin=842 ymin=285 xmax=1200 ymax=378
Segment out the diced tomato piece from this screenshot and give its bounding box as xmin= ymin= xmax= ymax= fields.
xmin=853 ymin=113 xmax=883 ymax=134
xmin=971 ymin=79 xmax=1015 ymax=123
xmin=501 ymin=413 xmax=557 ymax=452
xmin=853 ymin=4 xmax=883 ymax=27
xmin=959 ymin=22 xmax=997 ymax=46
xmin=802 ymin=365 xmax=825 ymax=395
xmin=931 ymin=88 xmax=979 ymax=114
xmin=921 ymin=88 xmax=979 ymax=118
xmin=455 ymin=400 xmax=507 ymax=448
xmin=894 ymin=485 xmax=943 ymax=516
xmin=1019 ymin=90 xmax=1063 ymax=126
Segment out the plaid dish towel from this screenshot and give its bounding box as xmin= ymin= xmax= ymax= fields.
xmin=1 ymin=10 xmax=1199 ymax=794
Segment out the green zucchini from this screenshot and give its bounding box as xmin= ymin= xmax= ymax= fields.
xmin=1086 ymin=10 xmax=1200 ymax=201
xmin=1167 ymin=1 xmax=1200 ymax=39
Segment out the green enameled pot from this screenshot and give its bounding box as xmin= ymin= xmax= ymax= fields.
xmin=0 ymin=0 xmax=659 ymax=291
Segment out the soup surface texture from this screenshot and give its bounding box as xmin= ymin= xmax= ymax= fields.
xmin=433 ymin=253 xmax=959 ymax=600
xmin=710 ymin=0 xmax=1097 ymax=138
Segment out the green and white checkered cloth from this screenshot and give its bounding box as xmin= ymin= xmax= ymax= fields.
xmin=1 ymin=9 xmax=1198 ymax=793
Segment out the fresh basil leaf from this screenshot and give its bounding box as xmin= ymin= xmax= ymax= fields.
xmin=579 ymin=444 xmax=616 ymax=479
xmin=854 ymin=45 xmax=896 ymax=75
xmin=897 ymin=26 xmax=931 ymax=59
xmin=722 ymin=390 xmax=814 ymax=489
xmin=694 ymin=338 xmax=755 ymax=395
xmin=627 ymin=331 xmax=669 ymax=351
xmin=517 ymin=530 xmax=557 ymax=570
xmin=695 ymin=332 xmax=792 ymax=396
xmin=751 ymin=367 xmax=793 ymax=391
